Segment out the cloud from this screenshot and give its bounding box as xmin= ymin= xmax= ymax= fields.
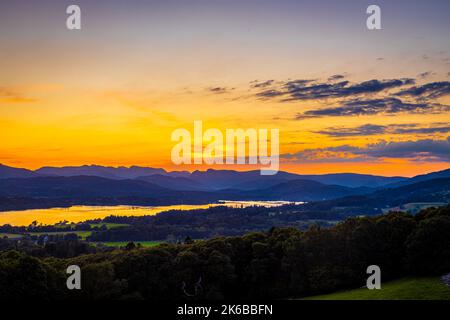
xmin=328 ymin=74 xmax=345 ymax=81
xmin=256 ymin=78 xmax=414 ymax=101
xmin=250 ymin=80 xmax=275 ymax=88
xmin=395 ymin=81 xmax=450 ymax=99
xmin=296 ymin=98 xmax=447 ymax=119
xmin=255 ymin=89 xmax=285 ymax=98
xmin=361 ymin=138 xmax=450 ymax=161
xmin=281 ymin=137 xmax=450 ymax=163
xmin=392 ymin=124 xmax=450 ymax=135
xmin=281 ymin=145 xmax=371 ymax=163
xmin=0 ymin=87 xmax=36 ymax=103
xmin=208 ymin=86 xmax=234 ymax=94
xmin=315 ymin=123 xmax=450 ymax=137
xmin=418 ymin=71 xmax=434 ymax=79
xmin=315 ymin=124 xmax=386 ymax=137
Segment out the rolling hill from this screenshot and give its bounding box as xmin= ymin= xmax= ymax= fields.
xmin=243 ymin=179 xmax=372 ymax=201
xmin=0 ymin=164 xmax=40 ymax=179
xmin=136 ymin=174 xmax=208 ymax=191
xmin=35 ymin=165 xmax=170 ymax=179
xmin=387 ymin=168 xmax=450 ymax=188
xmin=301 ymin=177 xmax=450 ymax=215
xmin=0 ymin=175 xmax=371 ymax=204
xmin=187 ymin=169 xmax=406 ymax=189
xmin=0 ymin=164 xmax=409 ymax=188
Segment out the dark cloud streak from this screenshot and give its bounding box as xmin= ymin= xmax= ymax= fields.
xmin=296 ymin=98 xmax=447 ymax=119
xmin=256 ymin=78 xmax=415 ymax=101
xmin=395 ymin=81 xmax=450 ymax=99
xmin=328 ymin=74 xmax=345 ymax=81
xmin=281 ymin=137 xmax=450 ymax=163
xmin=208 ymin=86 xmax=234 ymax=94
xmin=315 ymin=123 xmax=450 ymax=137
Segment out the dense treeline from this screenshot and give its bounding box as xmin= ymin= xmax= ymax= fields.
xmin=0 ymin=235 xmax=107 ymax=259
xmin=87 ymin=205 xmax=342 ymax=242
xmin=0 ymin=206 xmax=449 ymax=300
xmin=0 ymin=222 xmax=100 ymax=235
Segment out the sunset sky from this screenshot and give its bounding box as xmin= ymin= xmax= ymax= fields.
xmin=1 ymin=0 xmax=450 ymax=177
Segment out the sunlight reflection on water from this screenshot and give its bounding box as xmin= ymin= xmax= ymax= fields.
xmin=0 ymin=201 xmax=303 ymax=226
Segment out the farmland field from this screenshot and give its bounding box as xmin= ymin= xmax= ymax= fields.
xmin=0 ymin=233 xmax=23 ymax=239
xmin=89 ymin=223 xmax=129 ymax=229
xmin=302 ymin=277 xmax=450 ymax=300
xmin=99 ymin=241 xmax=163 ymax=248
xmin=28 ymin=231 xmax=92 ymax=240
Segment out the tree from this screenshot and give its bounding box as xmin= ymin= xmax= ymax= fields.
xmin=406 ymin=215 xmax=450 ymax=275
xmin=125 ymin=242 xmax=136 ymax=251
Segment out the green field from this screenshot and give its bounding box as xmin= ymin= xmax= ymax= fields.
xmin=303 ymin=277 xmax=450 ymax=300
xmin=0 ymin=233 xmax=23 ymax=239
xmin=28 ymin=231 xmax=92 ymax=240
xmin=24 ymin=223 xmax=129 ymax=240
xmin=23 ymin=223 xmax=128 ymax=240
xmin=99 ymin=241 xmax=163 ymax=248
xmin=89 ymin=223 xmax=129 ymax=229
xmin=382 ymin=202 xmax=448 ymax=214
xmin=52 ymin=222 xmax=128 ymax=230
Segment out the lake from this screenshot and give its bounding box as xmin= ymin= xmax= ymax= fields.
xmin=0 ymin=200 xmax=302 ymax=226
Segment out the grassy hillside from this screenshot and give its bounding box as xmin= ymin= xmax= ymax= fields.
xmin=303 ymin=277 xmax=450 ymax=300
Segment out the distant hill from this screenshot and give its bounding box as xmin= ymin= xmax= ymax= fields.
xmin=136 ymin=174 xmax=208 ymax=191
xmin=186 ymin=169 xmax=405 ymax=189
xmin=0 ymin=165 xmax=450 ymax=201
xmin=0 ymin=175 xmax=376 ymax=210
xmin=387 ymin=168 xmax=450 ymax=188
xmin=243 ymin=179 xmax=372 ymax=201
xmin=297 ymin=173 xmax=406 ymax=188
xmin=20 ymin=165 xmax=407 ymax=188
xmin=188 ymin=169 xmax=300 ymax=190
xmin=0 ymin=170 xmax=448 ymax=212
xmin=0 ymin=176 xmax=225 ymax=210
xmin=371 ymin=177 xmax=450 ymax=205
xmin=0 ymin=164 xmax=40 ymax=179
xmin=35 ymin=165 xmax=170 ymax=179
xmin=301 ymin=178 xmax=450 ymax=215
xmin=0 ymin=176 xmax=169 ymax=198
xmin=0 ymin=175 xmax=367 ymax=203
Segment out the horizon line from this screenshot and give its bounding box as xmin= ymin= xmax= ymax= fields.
xmin=2 ymin=162 xmax=449 ymax=179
